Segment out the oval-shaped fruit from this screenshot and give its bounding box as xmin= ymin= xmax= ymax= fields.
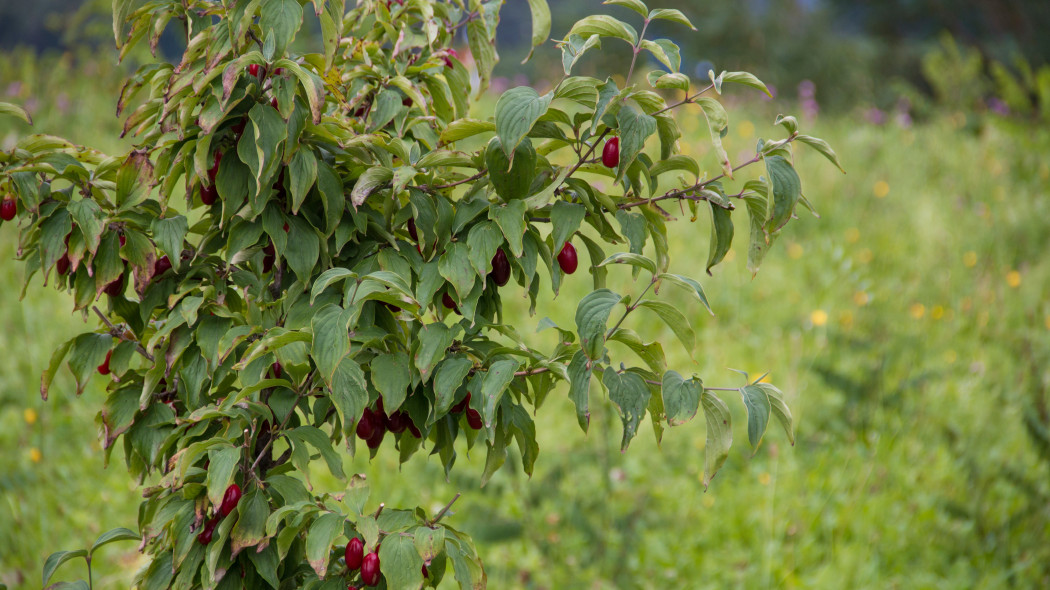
xmin=97 ymin=350 xmax=112 ymax=375
xmin=356 ymin=408 xmax=377 ymax=440
xmin=153 ymin=255 xmax=172 ymax=278
xmin=466 ymin=408 xmax=484 ymax=430
xmin=119 ymin=233 xmax=126 ymax=247
xmin=201 ymin=184 xmax=218 ymax=205
xmin=55 ymin=254 xmax=70 ymax=276
xmin=271 ymin=96 xmax=279 ymax=110
xmin=366 ymin=420 xmax=386 ymax=449
xmin=345 ymin=537 xmax=364 ymax=571
xmin=557 ymin=242 xmax=578 ymax=275
xmin=407 ymin=218 xmax=418 ymax=242
xmin=484 ymin=136 xmax=537 ymax=202
xmin=271 ymin=361 xmax=282 ymax=379
xmin=361 ymin=552 xmax=381 ymax=586
xmin=602 ymin=136 xmax=620 ymax=168
xmin=386 ymin=411 xmax=408 ymax=434
xmin=451 ymin=392 xmax=471 ymax=414
xmin=219 ymin=483 xmax=242 ymax=517
xmin=209 ymin=151 xmax=222 ymax=182
xmin=490 ymin=248 xmax=510 ymax=287
xmin=197 ymin=517 xmax=219 ymax=545
xmin=441 ymin=292 xmax=458 ymax=313
xmin=422 ymin=564 xmax=429 ymax=578
xmin=247 ymin=63 xmax=260 ymax=78
xmin=1 ymin=196 xmax=16 ymax=221
xmin=443 ymin=48 xmax=459 ymax=68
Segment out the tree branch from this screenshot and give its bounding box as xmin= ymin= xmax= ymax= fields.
xmin=428 ymin=493 xmax=461 ymax=526
xmin=92 ymin=306 xmax=154 ymax=362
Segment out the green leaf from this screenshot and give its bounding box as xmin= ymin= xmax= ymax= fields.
xmin=752 ymin=382 xmax=795 ymax=445
xmin=638 ymin=300 xmax=695 ymax=354
xmin=480 ymin=359 xmax=520 ymax=428
xmin=494 ymin=87 xmax=553 ymax=158
xmin=559 ymin=34 xmax=602 ymax=76
xmin=575 ymin=289 xmax=622 ymax=360
xmin=467 ymin=17 xmax=499 ymax=96
xmin=330 ymin=357 xmax=369 ymax=438
xmin=523 ymin=0 xmax=551 ymax=63
xmin=661 ymin=371 xmax=701 ymax=426
xmin=706 ymin=202 xmax=734 ymax=274
xmin=740 ymin=384 xmax=771 ymax=451
xmin=371 ymin=352 xmax=411 ymax=412
xmin=489 ymin=200 xmax=527 ymax=257
xmin=67 ymin=333 xmax=112 ymax=396
xmin=567 ymin=350 xmax=592 ymax=431
xmin=438 ymin=242 xmax=476 ymax=299
xmin=414 ymin=526 xmax=445 ymax=563
xmin=656 ymin=273 xmax=712 ymax=314
xmin=151 ymin=215 xmax=187 ymax=265
xmin=67 ymin=198 xmax=105 ymax=254
xmin=615 ymin=105 xmax=657 ymax=180
xmin=485 ymin=136 xmax=537 ymax=202
xmin=591 ymin=78 xmax=619 ymax=135
xmin=796 ymin=134 xmax=846 ymax=173
xmin=288 ymin=148 xmax=318 ymax=212
xmin=350 ymin=167 xmax=392 ymax=207
xmin=605 ymin=0 xmax=648 ymax=17
xmin=696 ymin=97 xmax=732 ymax=177
xmin=306 ymin=512 xmax=344 ymax=578
xmin=466 ymin=221 xmax=503 ymax=277
xmin=647 ymin=8 xmax=696 ymax=30
xmin=311 ymin=304 xmax=350 ymax=383
xmin=230 ymin=488 xmax=269 ymax=555
xmin=291 ymin=426 xmax=346 ymax=480
xmin=260 ymin=0 xmax=303 ymax=57
xmin=598 ymin=252 xmax=657 ymax=275
xmin=205 ymin=445 xmax=241 ymax=508
xmin=438 ymin=119 xmax=495 ymax=144
xmin=379 ymin=533 xmax=424 ymax=590
xmin=40 ymin=337 xmax=73 ymax=400
xmin=550 ymin=201 xmax=586 ymax=255
xmin=602 ymin=370 xmax=651 ymax=450
xmin=764 ymin=155 xmax=802 ymax=233
xmin=42 ymin=549 xmax=87 ymax=586
xmin=566 ymin=14 xmax=638 ymax=46
xmin=0 ymin=101 xmax=32 ymax=124
xmin=433 ymin=357 xmax=473 ymax=416
xmin=701 ymin=390 xmax=732 ymax=489
xmin=721 ymin=71 xmax=773 ymax=97
xmin=640 ymin=39 xmax=681 ymax=73
xmin=415 ymin=323 xmax=456 ymax=382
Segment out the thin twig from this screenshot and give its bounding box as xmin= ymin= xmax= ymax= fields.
xmin=92 ymin=306 xmax=155 ymax=362
xmin=428 ymin=493 xmax=461 ymax=526
xmin=514 ymin=367 xmax=550 ymax=378
xmin=428 ymin=168 xmax=487 ymax=190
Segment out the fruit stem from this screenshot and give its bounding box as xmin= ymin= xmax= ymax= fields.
xmin=605 ymin=277 xmax=657 ymax=340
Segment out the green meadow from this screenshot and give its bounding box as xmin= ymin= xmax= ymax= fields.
xmin=2 ymin=50 xmax=1048 ymax=589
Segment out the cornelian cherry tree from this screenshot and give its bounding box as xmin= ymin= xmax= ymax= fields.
xmin=0 ymin=0 xmax=842 ymax=587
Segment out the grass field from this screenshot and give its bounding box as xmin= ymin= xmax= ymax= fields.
xmin=2 ymin=51 xmax=1049 ymax=589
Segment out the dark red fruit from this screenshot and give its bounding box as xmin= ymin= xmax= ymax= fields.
xmin=451 ymin=392 xmax=471 ymax=414
xmin=348 ymin=586 xmax=358 ymax=590
xmin=386 ymin=411 xmax=408 ymax=434
xmin=602 ymin=136 xmax=620 ymax=168
xmin=443 ymin=48 xmax=459 ymax=69
xmin=366 ymin=422 xmax=386 ymax=449
xmin=274 ymin=67 xmax=285 ymax=76
xmin=232 ymin=119 xmax=246 ymax=137
xmin=361 ymin=552 xmax=380 ymax=586
xmin=97 ymin=350 xmax=112 ymax=375
xmin=407 ymin=422 xmax=421 ymax=438
xmin=557 ymin=242 xmax=578 ymax=275
xmin=490 ymin=248 xmax=510 ymax=287
xmin=422 ymin=564 xmax=429 ymax=577
xmin=282 ymin=222 xmax=289 ymax=233
xmin=55 ymin=254 xmax=70 ymax=276
xmin=201 ymin=184 xmax=218 ymax=205
xmin=103 ymin=272 xmax=126 ymax=297
xmin=153 ymin=255 xmax=172 ymax=278
xmin=466 ymin=408 xmax=483 ymax=430
xmin=219 ymin=483 xmax=242 ymax=517
xmin=0 ymin=196 xmax=15 ymax=221
xmin=356 ymin=408 xmax=378 ymax=440
xmin=247 ymin=63 xmax=260 ymax=78
xmin=407 ymin=218 xmax=418 ymax=242
xmin=119 ymin=233 xmax=126 ymax=247
xmin=263 ymin=253 xmax=276 ymax=273
xmin=345 ymin=537 xmax=364 ymax=571
xmin=196 ymin=517 xmax=219 ymax=545
xmin=271 ymin=96 xmax=279 ymax=110
xmin=271 ymin=361 xmax=282 ymax=379
xmin=442 ymin=292 xmax=458 ymax=313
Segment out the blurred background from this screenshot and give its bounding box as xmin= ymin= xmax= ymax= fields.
xmin=2 ymin=0 xmax=1050 ymax=588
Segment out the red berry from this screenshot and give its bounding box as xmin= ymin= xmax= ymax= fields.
xmin=490 ymin=248 xmax=510 ymax=287
xmin=271 ymin=361 xmax=282 ymax=379
xmin=219 ymin=483 xmax=242 ymax=517
xmin=119 ymin=233 xmax=126 ymax=247
xmin=356 ymin=408 xmax=377 ymax=440
xmin=443 ymin=48 xmax=459 ymax=69
xmin=386 ymin=411 xmax=408 ymax=434
xmin=442 ymin=292 xmax=458 ymax=313
xmin=97 ymin=350 xmax=112 ymax=375
xmin=602 ymin=136 xmax=620 ymax=168
xmin=153 ymin=255 xmax=172 ymax=278
xmin=422 ymin=564 xmax=429 ymax=577
xmin=274 ymin=67 xmax=285 ymax=76
xmin=55 ymin=253 xmax=70 ymax=276
xmin=196 ymin=517 xmax=219 ymax=545
xmin=103 ymin=272 xmax=126 ymax=297
xmin=361 ymin=552 xmax=380 ymax=586
xmin=557 ymin=242 xmax=578 ymax=275
xmin=451 ymin=392 xmax=471 ymax=414
xmin=271 ymin=96 xmax=279 ymax=110
xmin=201 ymin=184 xmax=218 ymax=205
xmin=366 ymin=422 xmax=386 ymax=449
xmin=0 ymin=196 xmax=15 ymax=221
xmin=407 ymin=218 xmax=418 ymax=242
xmin=466 ymin=408 xmax=483 ymax=430
xmin=345 ymin=537 xmax=364 ymax=571
xmin=263 ymin=253 xmax=276 ymax=273
xmin=232 ymin=119 xmax=246 ymax=137
xmin=283 ymin=222 xmax=289 ymax=233
xmin=407 ymin=422 xmax=422 ymax=438
xmin=247 ymin=63 xmax=260 ymax=78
